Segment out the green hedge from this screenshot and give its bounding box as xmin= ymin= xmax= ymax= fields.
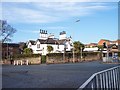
xmin=41 ymin=55 xmax=46 ymax=63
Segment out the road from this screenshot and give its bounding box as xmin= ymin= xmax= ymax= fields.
xmin=2 ymin=61 xmax=119 ymax=89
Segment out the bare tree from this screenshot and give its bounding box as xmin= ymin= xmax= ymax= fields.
xmin=0 ymin=20 xmax=17 ymax=43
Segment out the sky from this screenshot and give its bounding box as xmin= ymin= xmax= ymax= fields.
xmin=1 ymin=0 xmax=119 ymax=44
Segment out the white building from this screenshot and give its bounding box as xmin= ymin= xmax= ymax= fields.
xmin=27 ymin=30 xmax=73 ymax=55
xmin=83 ymin=47 xmax=99 ymax=52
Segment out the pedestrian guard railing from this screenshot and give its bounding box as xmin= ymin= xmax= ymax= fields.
xmin=78 ymin=65 xmax=120 ymax=90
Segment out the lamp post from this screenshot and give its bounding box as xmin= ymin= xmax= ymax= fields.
xmin=73 ymin=44 xmax=75 ymax=63
xmin=72 ymin=19 xmax=81 ymax=63
xmin=106 ymin=45 xmax=109 ymax=62
xmin=81 ymin=47 xmax=83 ymax=59
xmin=7 ymin=43 xmax=8 ymax=60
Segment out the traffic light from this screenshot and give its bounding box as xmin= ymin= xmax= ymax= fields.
xmin=103 ymin=42 xmax=107 ymax=48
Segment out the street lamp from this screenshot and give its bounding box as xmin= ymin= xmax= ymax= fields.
xmin=7 ymin=43 xmax=8 ymax=60
xmin=72 ymin=19 xmax=80 ymax=63
xmin=73 ymin=44 xmax=75 ymax=63
xmin=81 ymin=47 xmax=83 ymax=59
xmin=106 ymin=45 xmax=109 ymax=62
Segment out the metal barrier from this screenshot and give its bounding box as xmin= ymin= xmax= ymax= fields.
xmin=78 ymin=65 xmax=120 ymax=90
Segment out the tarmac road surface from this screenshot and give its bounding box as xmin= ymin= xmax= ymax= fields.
xmin=2 ymin=60 xmax=119 ymax=89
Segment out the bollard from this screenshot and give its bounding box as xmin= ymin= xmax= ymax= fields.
xmin=21 ymin=60 xmax=22 ymax=65
xmin=26 ymin=60 xmax=28 ymax=65
xmin=16 ymin=61 xmax=18 ymax=65
xmin=13 ymin=61 xmax=16 ymax=65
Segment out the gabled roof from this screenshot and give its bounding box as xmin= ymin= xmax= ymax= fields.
xmin=100 ymin=39 xmax=110 ymax=42
xmin=36 ymin=38 xmax=59 ymax=44
xmin=44 ymin=38 xmax=59 ymax=44
xmin=29 ymin=40 xmax=35 ymax=45
xmin=98 ymin=39 xmax=111 ymax=46
xmin=108 ymin=44 xmax=118 ymax=48
xmin=58 ymin=39 xmax=66 ymax=44
xmin=29 ymin=37 xmax=72 ymax=45
xmin=36 ymin=39 xmax=46 ymax=44
xmin=58 ymin=38 xmax=71 ymax=45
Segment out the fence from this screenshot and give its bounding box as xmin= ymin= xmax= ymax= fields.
xmin=78 ymin=65 xmax=120 ymax=90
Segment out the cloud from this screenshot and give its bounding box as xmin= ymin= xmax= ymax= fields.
xmin=2 ymin=2 xmax=116 ymax=24
xmin=2 ymin=5 xmax=60 ymax=23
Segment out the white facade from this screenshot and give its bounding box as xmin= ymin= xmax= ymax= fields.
xmin=59 ymin=34 xmax=66 ymax=40
xmin=27 ymin=31 xmax=73 ymax=55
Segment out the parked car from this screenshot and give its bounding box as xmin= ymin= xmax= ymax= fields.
xmin=112 ymin=55 xmax=118 ymax=60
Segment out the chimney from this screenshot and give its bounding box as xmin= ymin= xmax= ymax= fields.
xmin=59 ymin=31 xmax=66 ymax=40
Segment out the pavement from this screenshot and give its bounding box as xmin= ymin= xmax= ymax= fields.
xmin=2 ymin=60 xmax=119 ymax=89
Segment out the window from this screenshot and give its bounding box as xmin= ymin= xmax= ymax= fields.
xmin=37 ymin=44 xmax=40 ymax=48
xmin=65 ymin=44 xmax=68 ymax=49
xmin=57 ymin=45 xmax=59 ymax=49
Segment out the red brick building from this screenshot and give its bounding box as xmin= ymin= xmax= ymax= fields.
xmin=98 ymin=39 xmax=110 ymax=46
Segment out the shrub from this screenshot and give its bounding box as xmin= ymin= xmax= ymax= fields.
xmin=41 ymin=55 xmax=46 ymax=63
xmin=23 ymin=48 xmax=33 ymax=55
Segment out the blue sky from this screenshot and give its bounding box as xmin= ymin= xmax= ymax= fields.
xmin=1 ymin=1 xmax=119 ymax=44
